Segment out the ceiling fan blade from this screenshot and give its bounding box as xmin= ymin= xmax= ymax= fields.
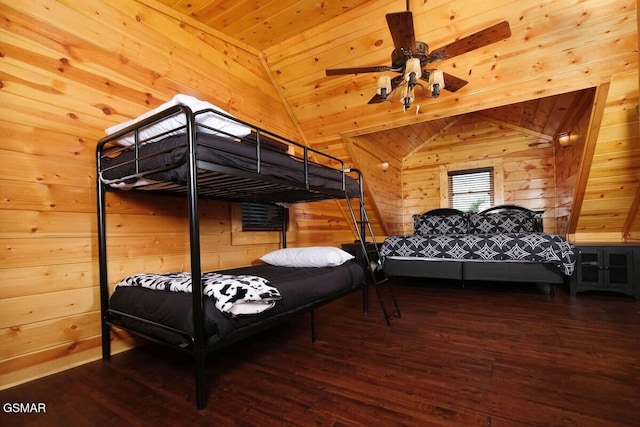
xmin=326 ymin=66 xmax=391 ymax=76
xmin=441 ymin=72 xmax=468 ymax=92
xmin=368 ymin=76 xmax=404 ymax=104
xmin=368 ymin=94 xmax=386 ymax=104
xmin=429 ymin=21 xmax=511 ymax=61
xmin=386 ymin=11 xmax=416 ymax=52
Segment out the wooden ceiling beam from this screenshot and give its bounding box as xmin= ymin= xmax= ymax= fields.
xmin=403 ymin=116 xmax=464 ymax=160
xmin=475 ymin=113 xmax=554 ymax=142
xmin=344 ymin=135 xmax=390 ymax=237
xmin=566 ymin=82 xmax=611 ymax=237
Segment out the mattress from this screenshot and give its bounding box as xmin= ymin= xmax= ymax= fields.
xmin=380 ymin=232 xmax=577 ymax=276
xmin=107 ymin=262 xmax=365 ymax=350
xmin=100 ymin=132 xmax=360 ymax=198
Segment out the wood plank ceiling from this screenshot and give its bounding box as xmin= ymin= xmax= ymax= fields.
xmin=160 ymin=0 xmax=613 ymax=144
xmin=159 ymin=0 xmax=639 ymax=240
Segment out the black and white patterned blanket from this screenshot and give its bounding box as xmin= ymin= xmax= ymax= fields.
xmin=115 ymin=272 xmax=281 ymax=317
xmin=380 ymin=232 xmax=576 ymax=275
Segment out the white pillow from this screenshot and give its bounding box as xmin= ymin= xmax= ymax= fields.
xmin=105 ymin=94 xmax=251 ymax=146
xmin=260 ymin=246 xmax=354 ymax=268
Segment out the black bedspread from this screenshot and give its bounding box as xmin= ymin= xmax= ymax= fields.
xmin=108 ymin=262 xmax=364 ymax=350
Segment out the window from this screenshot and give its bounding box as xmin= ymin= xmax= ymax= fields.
xmin=448 ymin=167 xmax=494 ymax=212
xmin=241 ymin=202 xmax=287 ymax=231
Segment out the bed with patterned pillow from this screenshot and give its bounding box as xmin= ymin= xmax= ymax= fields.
xmin=381 ymin=205 xmax=577 ymax=291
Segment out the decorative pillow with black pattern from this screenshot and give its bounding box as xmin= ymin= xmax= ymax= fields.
xmin=468 ymin=211 xmax=535 ymax=234
xmin=413 ymin=213 xmax=469 ymax=235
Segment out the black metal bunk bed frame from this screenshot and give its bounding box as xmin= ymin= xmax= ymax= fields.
xmin=96 ymin=104 xmax=399 ymax=409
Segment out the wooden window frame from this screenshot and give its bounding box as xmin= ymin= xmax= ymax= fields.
xmin=439 ymin=159 xmax=504 ymax=209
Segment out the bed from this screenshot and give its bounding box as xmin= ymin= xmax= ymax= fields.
xmin=381 ymin=205 xmax=577 ymax=291
xmin=96 ymin=95 xmax=371 ymax=409
xmin=108 ymin=262 xmax=365 ymax=350
xmin=98 ymin=94 xmax=360 ymax=202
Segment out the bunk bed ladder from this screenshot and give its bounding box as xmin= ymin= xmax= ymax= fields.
xmin=345 ymin=195 xmax=400 ymax=327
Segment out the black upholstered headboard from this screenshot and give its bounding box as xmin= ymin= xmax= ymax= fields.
xmin=420 ymin=205 xmax=544 ymax=233
xmin=480 ymin=205 xmax=544 ymax=232
xmin=421 ymin=208 xmax=465 ymax=216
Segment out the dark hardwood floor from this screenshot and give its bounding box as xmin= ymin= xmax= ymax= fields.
xmin=2 ymin=280 xmax=639 ymax=426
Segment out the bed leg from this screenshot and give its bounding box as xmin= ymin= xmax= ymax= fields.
xmin=310 ymin=309 xmax=316 ymax=343
xmin=101 ymin=317 xmax=111 ymax=360
xmin=194 ymin=349 xmax=207 ymax=410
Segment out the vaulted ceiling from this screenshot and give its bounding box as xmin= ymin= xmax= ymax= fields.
xmin=157 ymin=0 xmax=639 ymax=241
xmin=159 ymin=0 xmax=628 ymax=144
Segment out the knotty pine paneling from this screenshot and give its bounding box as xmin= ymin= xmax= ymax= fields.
xmin=1 ymin=333 xmax=140 ymax=390
xmin=403 ymin=115 xmax=558 ymax=232
xmin=347 ymin=135 xmax=403 ymax=236
xmin=0 ymin=312 xmax=99 ymax=361
xmin=0 ymin=0 xmax=358 ymax=389
xmin=301 ymin=135 xmax=388 ymax=240
xmin=0 ymin=263 xmax=95 ymax=300
xmin=262 ymin=0 xmax=639 ymax=240
xmin=293 ymin=200 xmax=363 ymax=245
xmin=576 ymin=70 xmax=640 ymax=241
xmin=2 ymin=0 xmax=637 ymax=391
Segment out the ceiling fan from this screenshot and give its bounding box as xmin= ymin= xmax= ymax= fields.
xmin=325 ymin=3 xmax=511 ymax=110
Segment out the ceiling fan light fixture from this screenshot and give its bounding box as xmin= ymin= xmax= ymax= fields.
xmin=400 ymin=85 xmax=415 ymax=110
xmin=404 ymin=58 xmax=422 ymax=83
xmin=428 ymin=69 xmax=445 ymax=98
xmin=376 ymin=75 xmax=392 ymax=100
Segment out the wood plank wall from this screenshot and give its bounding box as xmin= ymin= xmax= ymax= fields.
xmin=346 ymin=136 xmax=404 ymax=236
xmin=1 ymin=0 xmax=637 ymax=390
xmin=0 ymin=0 xmax=363 ymax=389
xmin=402 ymin=115 xmax=559 ymax=232
xmin=554 ymin=89 xmax=596 ymax=237
xmin=577 ymin=70 xmax=640 ymax=241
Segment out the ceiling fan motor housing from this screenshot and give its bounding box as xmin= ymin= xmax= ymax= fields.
xmin=391 ymin=41 xmax=430 ymax=70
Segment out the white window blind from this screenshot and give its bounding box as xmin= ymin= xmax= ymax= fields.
xmin=448 ymin=167 xmax=494 ymax=212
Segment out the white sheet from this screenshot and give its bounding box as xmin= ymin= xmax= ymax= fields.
xmin=105 ymin=94 xmax=251 ymax=146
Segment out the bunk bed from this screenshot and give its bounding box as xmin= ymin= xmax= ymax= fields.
xmin=96 ymin=95 xmax=371 ymax=409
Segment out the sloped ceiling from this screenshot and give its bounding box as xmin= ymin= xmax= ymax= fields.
xmin=162 ymin=0 xmax=632 ymax=141
xmin=160 ymin=0 xmax=638 ymax=241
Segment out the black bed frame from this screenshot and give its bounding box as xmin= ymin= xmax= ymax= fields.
xmin=96 ymin=104 xmax=380 ymax=409
xmin=383 ymin=205 xmax=569 ymax=291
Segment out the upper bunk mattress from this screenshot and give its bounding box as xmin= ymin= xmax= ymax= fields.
xmin=100 ymin=132 xmax=360 ymax=198
xmin=108 ymin=262 xmax=365 ymax=350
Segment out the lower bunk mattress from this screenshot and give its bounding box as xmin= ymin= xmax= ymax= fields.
xmin=108 ymin=262 xmax=365 ymax=351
